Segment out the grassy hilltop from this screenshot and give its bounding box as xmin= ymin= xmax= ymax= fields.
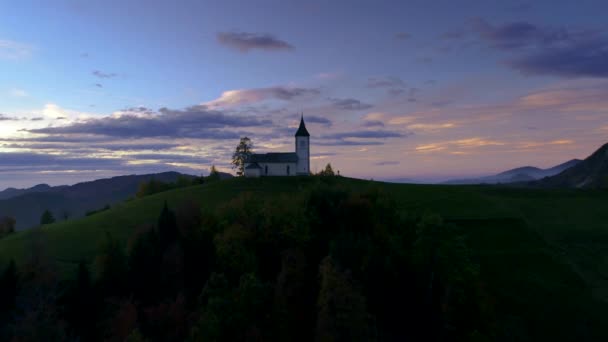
xmin=1 ymin=176 xmax=607 ymax=340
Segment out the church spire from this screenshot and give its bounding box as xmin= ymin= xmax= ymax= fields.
xmin=295 ymin=113 xmax=310 ymax=137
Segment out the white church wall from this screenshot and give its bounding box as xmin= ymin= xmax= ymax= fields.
xmin=244 ymin=166 xmax=261 ymax=178
xmin=258 ymin=162 xmax=297 ymax=176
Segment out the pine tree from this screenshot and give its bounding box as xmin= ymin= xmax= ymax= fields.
xmin=232 ymin=137 xmax=254 ymax=176
xmin=158 ymin=201 xmax=178 ymax=248
xmin=40 ymin=209 xmax=55 ymax=225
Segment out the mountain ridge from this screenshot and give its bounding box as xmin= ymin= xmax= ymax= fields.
xmin=443 ymin=159 xmax=581 ymax=185
xmin=0 ymin=171 xmax=198 ymax=230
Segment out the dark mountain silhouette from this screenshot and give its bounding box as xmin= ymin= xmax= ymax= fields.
xmin=0 ymin=172 xmax=196 ymax=230
xmin=0 ymin=184 xmax=53 ymax=200
xmin=443 ymin=159 xmax=581 ymax=185
xmin=535 ymin=143 xmax=608 ymax=188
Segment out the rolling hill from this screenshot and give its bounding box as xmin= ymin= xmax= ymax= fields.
xmin=443 ymin=159 xmax=581 ymax=184
xmin=0 ymin=176 xmax=607 ymax=340
xmin=0 ymin=172 xmax=196 ymax=230
xmin=536 ymin=143 xmax=608 ymax=188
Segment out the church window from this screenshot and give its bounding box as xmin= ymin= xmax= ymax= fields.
xmin=265 ymin=165 xmax=268 ymax=175
xmin=287 ymin=165 xmax=290 ymax=175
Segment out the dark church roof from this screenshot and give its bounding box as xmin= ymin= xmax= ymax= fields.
xmin=245 ymin=162 xmax=262 ymax=169
xmin=295 ymin=116 xmax=310 ymax=137
xmin=247 ymin=152 xmax=298 ymax=163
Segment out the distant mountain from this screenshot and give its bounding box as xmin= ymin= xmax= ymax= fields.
xmin=0 ymin=172 xmax=196 ymax=230
xmin=443 ymin=159 xmax=581 ymax=185
xmin=535 ymin=143 xmax=608 ymax=188
xmin=0 ymin=184 xmax=52 ymax=200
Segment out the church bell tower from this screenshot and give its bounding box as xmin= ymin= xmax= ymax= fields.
xmin=295 ymin=114 xmax=310 ymax=175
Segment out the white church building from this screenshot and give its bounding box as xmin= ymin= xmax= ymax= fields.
xmin=244 ymin=116 xmax=310 ymax=177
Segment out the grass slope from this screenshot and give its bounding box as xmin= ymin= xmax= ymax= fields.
xmin=1 ymin=177 xmax=607 ymax=338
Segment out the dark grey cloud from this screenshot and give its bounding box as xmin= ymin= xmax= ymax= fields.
xmin=0 ymin=152 xmax=124 ymax=171
xmin=328 ymin=98 xmax=373 ymax=111
xmin=304 ymin=115 xmax=332 ymax=127
xmin=323 ymin=130 xmax=407 ymax=140
xmin=95 ymin=83 xmax=103 ymax=88
xmin=30 ymin=117 xmax=44 ymax=121
xmin=0 ymin=114 xmax=20 ymax=121
xmin=128 ymin=153 xmax=211 ymax=164
xmin=316 ymin=140 xmax=385 ymax=146
xmin=91 ymin=143 xmax=181 ymax=151
xmin=508 ymin=41 xmax=608 ymax=77
xmin=395 ymin=32 xmax=411 ymax=40
xmin=375 ymin=161 xmax=400 ymax=166
xmin=367 ymin=76 xmax=406 ymax=88
xmin=56 ymin=116 xmax=67 ymax=120
xmin=92 ymin=70 xmax=117 ymax=79
xmin=217 ymin=31 xmax=294 ymax=52
xmin=363 ymin=120 xmax=384 ymax=128
xmin=311 ymin=152 xmax=337 ymax=157
xmin=26 ymin=106 xmax=271 ymax=140
xmin=472 ymin=18 xmax=608 ymax=77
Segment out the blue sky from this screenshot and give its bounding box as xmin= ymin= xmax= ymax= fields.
xmin=1 ymin=0 xmax=608 ymax=188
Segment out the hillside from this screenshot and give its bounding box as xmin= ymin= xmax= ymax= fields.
xmin=0 ymin=172 xmax=195 ymax=230
xmin=444 ymin=159 xmax=581 ymax=184
xmin=1 ymin=177 xmax=607 ymax=340
xmin=536 ymin=143 xmax=608 ymax=188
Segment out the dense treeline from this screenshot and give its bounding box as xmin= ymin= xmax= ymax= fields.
xmin=0 ymin=178 xmax=492 ymax=341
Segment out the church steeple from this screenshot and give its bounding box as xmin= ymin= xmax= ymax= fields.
xmin=295 ymin=114 xmax=310 ymax=137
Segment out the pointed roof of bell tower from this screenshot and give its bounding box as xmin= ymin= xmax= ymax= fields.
xmin=295 ymin=113 xmax=310 ymax=137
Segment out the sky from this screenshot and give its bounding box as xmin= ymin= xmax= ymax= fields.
xmin=1 ymin=0 xmax=608 ymax=189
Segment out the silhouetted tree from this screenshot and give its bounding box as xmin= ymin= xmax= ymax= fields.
xmin=316 ymin=256 xmax=373 ymax=342
xmin=40 ymin=209 xmax=55 ymax=225
xmin=318 ymin=163 xmax=335 ymax=176
xmin=158 ymin=201 xmax=178 ymax=249
xmin=0 ymin=216 xmax=16 ymax=239
xmin=207 ymin=165 xmax=221 ymax=183
xmin=0 ymin=259 xmax=18 ymax=313
xmin=63 ymin=261 xmax=98 ymax=340
xmin=232 ymin=137 xmax=253 ymax=176
xmin=96 ymin=232 xmax=127 ymax=296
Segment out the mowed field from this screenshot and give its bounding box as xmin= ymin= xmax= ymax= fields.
xmin=1 ymin=176 xmax=607 ymax=339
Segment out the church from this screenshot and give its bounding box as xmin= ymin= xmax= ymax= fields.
xmin=244 ymin=116 xmax=310 ymax=177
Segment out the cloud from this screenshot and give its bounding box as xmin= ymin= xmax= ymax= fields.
xmin=92 ymin=70 xmax=117 ymax=79
xmin=95 ymin=83 xmax=103 ymax=88
xmin=395 ymin=32 xmax=411 ymax=40
xmin=323 ymin=130 xmax=407 ymax=140
xmin=30 ymin=117 xmax=44 ymax=121
xmin=415 ymin=137 xmax=505 ymax=154
xmin=363 ymin=120 xmax=384 ymax=128
xmin=0 ymin=152 xmax=124 ymax=172
xmin=26 ymin=106 xmax=272 ymax=139
xmin=305 ymin=116 xmax=332 ymax=126
xmin=0 ymin=114 xmax=20 ymax=121
xmin=366 ymin=76 xmax=406 ymax=88
xmin=375 ymin=161 xmax=400 ymax=166
xmin=91 ymin=143 xmax=181 ymax=151
xmin=0 ymin=39 xmax=32 ymax=59
xmin=472 ymin=18 xmax=608 ymax=77
xmin=316 ymin=140 xmax=385 ymax=146
xmin=328 ymin=98 xmax=373 ymax=111
xmin=206 ymin=86 xmax=320 ymax=107
xmin=217 ymin=31 xmax=294 ymax=52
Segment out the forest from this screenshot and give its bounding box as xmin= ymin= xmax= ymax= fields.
xmin=0 ymin=176 xmax=488 ymax=341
